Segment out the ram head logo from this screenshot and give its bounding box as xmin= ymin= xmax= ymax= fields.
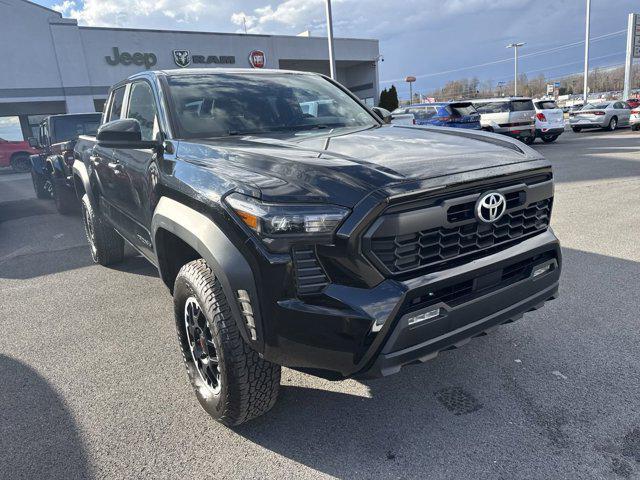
xmin=173 ymin=50 xmax=191 ymax=68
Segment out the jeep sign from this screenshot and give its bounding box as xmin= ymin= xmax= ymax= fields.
xmin=105 ymin=47 xmax=157 ymax=69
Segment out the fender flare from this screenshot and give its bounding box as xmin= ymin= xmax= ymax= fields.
xmin=47 ymin=155 xmax=66 ymax=178
xmin=72 ymin=160 xmax=96 ymax=205
xmin=30 ymin=154 xmax=47 ymax=175
xmin=151 ymin=197 xmax=263 ymax=352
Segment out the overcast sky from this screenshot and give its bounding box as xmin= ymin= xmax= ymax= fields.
xmin=34 ymin=0 xmax=636 ymax=99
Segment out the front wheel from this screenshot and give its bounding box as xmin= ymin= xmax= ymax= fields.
xmin=52 ymin=178 xmax=78 ymax=215
xmin=80 ymin=194 xmax=124 ymax=266
xmin=572 ymin=127 xmax=582 ymax=133
xmin=522 ymin=136 xmax=535 ymax=145
xmin=174 ymin=259 xmax=281 ymax=427
xmin=632 ymin=124 xmax=640 ymax=132
xmin=541 ymin=135 xmax=559 ymax=143
xmin=607 ymin=117 xmax=618 ymax=131
xmin=31 ymin=171 xmax=52 ymax=199
xmin=10 ymin=153 xmax=31 ymax=173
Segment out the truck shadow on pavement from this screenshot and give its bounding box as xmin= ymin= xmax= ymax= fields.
xmin=0 ymin=355 xmax=92 ymax=480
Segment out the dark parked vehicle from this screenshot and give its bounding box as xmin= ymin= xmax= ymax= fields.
xmin=29 ymin=113 xmax=101 ymax=210
xmin=75 ymin=69 xmax=561 ymax=426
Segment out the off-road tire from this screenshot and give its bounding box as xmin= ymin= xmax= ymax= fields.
xmin=81 ymin=194 xmax=124 ymax=266
xmin=10 ymin=152 xmax=31 ymax=173
xmin=541 ymin=135 xmax=558 ymax=143
xmin=52 ymin=178 xmax=78 ymax=215
xmin=174 ymin=259 xmax=281 ymax=427
xmin=31 ymin=171 xmax=52 ymax=199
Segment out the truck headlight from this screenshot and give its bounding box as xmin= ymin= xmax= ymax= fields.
xmin=225 ymin=193 xmax=349 ymax=251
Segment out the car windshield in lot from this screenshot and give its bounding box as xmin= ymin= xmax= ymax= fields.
xmin=166 ymin=73 xmax=378 ymax=138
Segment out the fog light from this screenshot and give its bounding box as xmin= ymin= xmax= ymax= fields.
xmin=533 ymin=264 xmax=552 ymax=278
xmin=407 ymin=308 xmax=441 ymax=326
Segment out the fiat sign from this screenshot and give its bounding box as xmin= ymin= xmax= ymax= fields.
xmin=249 ymin=50 xmax=266 ymax=68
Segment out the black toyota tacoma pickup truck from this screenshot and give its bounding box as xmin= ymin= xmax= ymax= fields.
xmin=74 ymin=69 xmax=561 ymax=426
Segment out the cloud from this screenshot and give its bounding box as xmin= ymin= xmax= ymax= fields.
xmin=54 ymin=0 xmax=212 ymax=29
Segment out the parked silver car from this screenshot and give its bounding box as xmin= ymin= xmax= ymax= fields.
xmin=471 ymin=97 xmax=536 ymax=144
xmin=569 ymin=101 xmax=631 ymax=132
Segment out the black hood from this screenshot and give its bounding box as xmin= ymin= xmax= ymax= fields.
xmin=176 ymin=125 xmax=547 ymax=207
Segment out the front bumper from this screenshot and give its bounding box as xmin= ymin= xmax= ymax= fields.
xmin=262 ymin=229 xmax=561 ymax=378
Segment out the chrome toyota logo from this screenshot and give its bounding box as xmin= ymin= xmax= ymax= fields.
xmin=475 ymin=192 xmax=507 ymax=223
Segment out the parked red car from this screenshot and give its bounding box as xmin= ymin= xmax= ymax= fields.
xmin=0 ymin=138 xmax=40 ymax=172
xmin=626 ymin=98 xmax=640 ymax=109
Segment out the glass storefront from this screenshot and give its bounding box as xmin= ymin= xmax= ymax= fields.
xmin=0 ymin=116 xmax=23 ymax=141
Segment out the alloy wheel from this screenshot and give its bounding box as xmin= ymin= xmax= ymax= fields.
xmin=184 ymin=296 xmax=221 ymax=395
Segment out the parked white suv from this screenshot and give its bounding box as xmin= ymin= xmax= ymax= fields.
xmin=471 ymin=97 xmax=536 ymax=144
xmin=533 ymin=99 xmax=565 ymax=143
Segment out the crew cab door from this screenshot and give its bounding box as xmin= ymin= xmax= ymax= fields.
xmin=93 ymin=85 xmax=125 ymax=212
xmin=105 ymin=80 xmax=160 ymax=257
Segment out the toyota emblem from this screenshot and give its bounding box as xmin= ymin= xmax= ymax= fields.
xmin=475 ymin=192 xmax=507 ymax=223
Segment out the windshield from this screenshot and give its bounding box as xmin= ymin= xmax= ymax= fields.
xmin=52 ymin=116 xmax=100 ymax=143
xmin=167 ymin=73 xmax=378 ymax=138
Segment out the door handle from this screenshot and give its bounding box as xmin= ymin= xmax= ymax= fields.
xmin=108 ymin=162 xmax=124 ymax=174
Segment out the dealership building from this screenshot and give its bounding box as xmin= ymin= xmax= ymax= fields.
xmin=0 ymin=0 xmax=380 ymax=141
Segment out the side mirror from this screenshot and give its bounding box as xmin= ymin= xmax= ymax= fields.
xmin=372 ymin=107 xmax=392 ymax=124
xmin=28 ymin=137 xmax=40 ymax=148
xmin=97 ymin=119 xmax=159 ymax=149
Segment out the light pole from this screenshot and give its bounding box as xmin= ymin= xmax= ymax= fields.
xmin=506 ymin=42 xmax=525 ymax=96
xmin=405 ymin=76 xmax=416 ymax=104
xmin=583 ymin=0 xmax=591 ymax=104
xmin=325 ymin=0 xmax=336 ymax=80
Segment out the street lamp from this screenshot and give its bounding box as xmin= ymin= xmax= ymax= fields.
xmin=506 ymin=42 xmax=525 ymax=96
xmin=405 ymin=76 xmax=416 ymax=104
xmin=583 ymin=0 xmax=591 ymax=104
xmin=325 ymin=0 xmax=336 ymax=80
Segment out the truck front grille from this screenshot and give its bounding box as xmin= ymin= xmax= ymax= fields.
xmin=370 ymin=199 xmax=551 ymax=275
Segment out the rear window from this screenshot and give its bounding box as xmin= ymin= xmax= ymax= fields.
xmin=535 ymin=101 xmax=557 ymax=110
xmin=52 ymin=117 xmax=100 ymax=143
xmin=449 ymin=103 xmax=477 ymax=116
xmin=408 ymin=106 xmax=436 ymax=120
xmin=583 ymin=103 xmax=609 ymax=110
xmin=474 ymin=101 xmax=510 ymax=114
xmin=510 ymin=100 xmax=535 ymax=112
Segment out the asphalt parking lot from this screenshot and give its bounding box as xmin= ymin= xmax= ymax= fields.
xmin=1 ymin=128 xmax=639 ymax=480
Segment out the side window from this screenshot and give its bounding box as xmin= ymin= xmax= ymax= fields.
xmin=108 ymin=87 xmax=126 ymax=122
xmin=126 ymin=82 xmax=159 ymax=141
xmin=41 ymin=123 xmax=49 ymax=145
